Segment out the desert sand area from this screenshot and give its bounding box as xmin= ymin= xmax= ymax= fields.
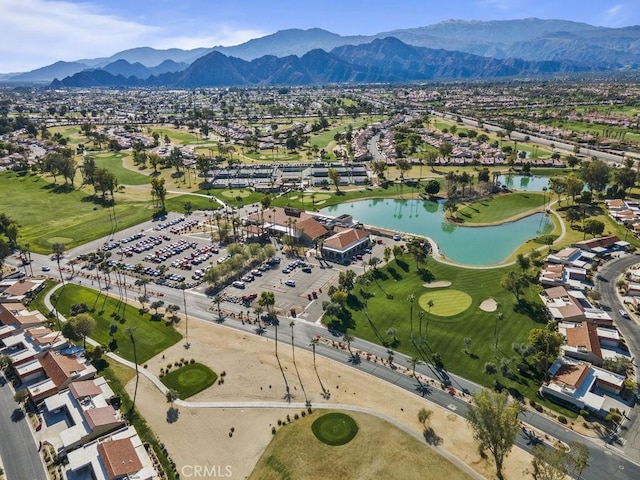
xmin=126 ymin=315 xmax=533 ymax=479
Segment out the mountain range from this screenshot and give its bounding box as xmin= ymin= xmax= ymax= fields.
xmin=4 ymin=18 xmax=639 ymax=85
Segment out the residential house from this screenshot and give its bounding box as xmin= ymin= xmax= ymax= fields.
xmin=541 ymin=356 xmax=627 ymax=415
xmin=574 ymin=235 xmax=629 ymax=255
xmin=44 ymin=377 xmax=123 ymax=454
xmin=546 ymin=247 xmax=597 ymax=269
xmin=539 ymin=263 xmax=589 ymax=290
xmin=0 ymin=326 xmax=67 ymax=366
xmin=0 ymin=278 xmax=46 ymax=303
xmin=65 ymin=426 xmax=157 ymax=480
xmin=27 ymin=351 xmax=97 ymax=402
xmin=540 ymin=286 xmax=613 ymax=327
xmin=0 ymin=302 xmax=47 ymax=330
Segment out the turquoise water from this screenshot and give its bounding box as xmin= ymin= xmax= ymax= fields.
xmin=320 ymin=199 xmax=553 ymax=265
xmin=497 ymin=175 xmax=550 ymax=191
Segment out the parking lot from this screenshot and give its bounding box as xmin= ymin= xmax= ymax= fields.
xmin=67 ymin=208 xmax=395 ymax=320
xmin=216 ymin=255 xmax=339 ymax=316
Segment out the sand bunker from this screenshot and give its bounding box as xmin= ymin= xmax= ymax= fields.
xmin=479 ymin=298 xmax=498 ymax=312
xmin=423 ymin=281 xmax=452 ymax=288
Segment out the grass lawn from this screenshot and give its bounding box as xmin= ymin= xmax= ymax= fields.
xmin=332 ymin=255 xmax=571 ymax=412
xmin=249 ymin=410 xmax=473 ymax=480
xmin=91 ymin=152 xmax=150 ymax=185
xmin=160 ymin=362 xmax=217 ymax=399
xmin=53 ymin=284 xmax=182 ymax=363
xmin=311 ymin=412 xmax=359 ymax=446
xmin=0 ymin=172 xmax=153 ymax=253
xmin=164 ymin=194 xmax=221 ymax=214
xmin=455 ymin=192 xmax=545 ymax=224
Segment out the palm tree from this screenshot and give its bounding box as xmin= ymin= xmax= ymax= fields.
xmin=417 ymin=310 xmax=425 ymax=346
xmin=213 ymin=295 xmax=223 ymax=322
xmin=406 ymin=356 xmax=423 ymax=379
xmin=126 ymin=327 xmax=139 ymax=415
xmin=310 ymin=336 xmax=327 ymax=397
xmin=52 ymin=242 xmax=65 ymax=285
xmin=407 ymin=294 xmax=415 ymax=342
xmin=342 ymin=332 xmax=354 ymax=355
xmin=165 ymin=389 xmax=179 ymax=406
xmin=425 ymin=299 xmax=434 ymax=341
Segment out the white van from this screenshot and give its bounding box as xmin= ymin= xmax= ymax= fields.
xmin=232 ymin=281 xmax=246 ymax=289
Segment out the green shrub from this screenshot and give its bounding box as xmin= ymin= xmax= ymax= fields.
xmin=558 ymin=416 xmax=567 ymax=424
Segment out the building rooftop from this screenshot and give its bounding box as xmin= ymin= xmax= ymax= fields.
xmin=97 ymin=438 xmax=144 ymax=480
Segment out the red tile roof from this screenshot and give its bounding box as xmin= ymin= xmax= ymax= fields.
xmin=323 ymin=228 xmax=369 ymax=251
xmin=39 ymin=352 xmax=89 ymax=388
xmin=98 ymin=438 xmax=143 ymax=480
xmin=566 ymin=322 xmax=602 ymax=359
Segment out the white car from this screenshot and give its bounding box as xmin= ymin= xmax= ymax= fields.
xmin=619 ymin=309 xmax=630 ymax=318
xmin=41 ymin=266 xmax=51 ymax=272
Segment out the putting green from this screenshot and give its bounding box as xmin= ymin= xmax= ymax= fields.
xmin=160 ymin=362 xmax=217 ymax=399
xmin=47 ymin=237 xmax=73 ymax=244
xmin=220 ymin=189 xmax=251 ymax=199
xmin=419 ymin=290 xmax=472 ymax=317
xmin=311 ymin=412 xmax=359 ymax=446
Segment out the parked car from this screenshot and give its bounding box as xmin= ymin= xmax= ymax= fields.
xmin=232 ymin=281 xmax=246 ymax=289
xmin=41 ymin=265 xmax=51 ymax=271
xmin=284 ymin=279 xmax=296 ymax=287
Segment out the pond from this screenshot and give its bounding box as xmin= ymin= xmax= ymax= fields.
xmin=320 ymin=199 xmax=553 ymax=266
xmin=496 ymin=175 xmax=549 ymax=191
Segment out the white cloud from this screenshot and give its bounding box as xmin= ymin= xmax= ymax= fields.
xmin=603 ymin=4 xmax=625 ymax=26
xmin=0 ymin=0 xmax=157 ymax=72
xmin=153 ymin=27 xmax=268 ymax=50
xmin=476 ymin=0 xmax=517 ymax=11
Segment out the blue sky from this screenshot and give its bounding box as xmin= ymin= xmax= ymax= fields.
xmin=1 ymin=0 xmax=639 ymax=73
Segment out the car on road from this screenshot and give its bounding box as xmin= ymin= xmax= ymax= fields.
xmin=284 ymin=279 xmax=296 ymax=287
xmin=619 ymin=309 xmax=630 ymax=318
xmin=302 ymin=266 xmax=312 ymax=273
xmin=41 ymin=266 xmax=51 ymax=271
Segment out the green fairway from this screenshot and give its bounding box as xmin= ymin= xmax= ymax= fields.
xmin=53 ymin=284 xmax=182 ymax=363
xmin=455 ymin=192 xmax=545 ymax=224
xmin=333 ymin=255 xmax=558 ymax=407
xmin=311 ymin=412 xmax=359 ymax=446
xmin=91 ymin=152 xmax=150 ymax=185
xmin=160 ymin=362 xmax=217 ymax=399
xmin=0 ymin=172 xmax=153 ymax=253
xmin=419 ymin=289 xmax=472 ymax=317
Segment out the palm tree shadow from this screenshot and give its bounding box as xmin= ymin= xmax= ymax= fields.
xmin=415 ymin=382 xmax=431 ymax=397
xmin=423 ymin=427 xmax=442 ymax=446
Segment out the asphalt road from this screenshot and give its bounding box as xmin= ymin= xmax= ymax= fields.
xmin=596 ymin=253 xmax=640 ymax=463
xmin=0 ymin=373 xmax=47 ymax=480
